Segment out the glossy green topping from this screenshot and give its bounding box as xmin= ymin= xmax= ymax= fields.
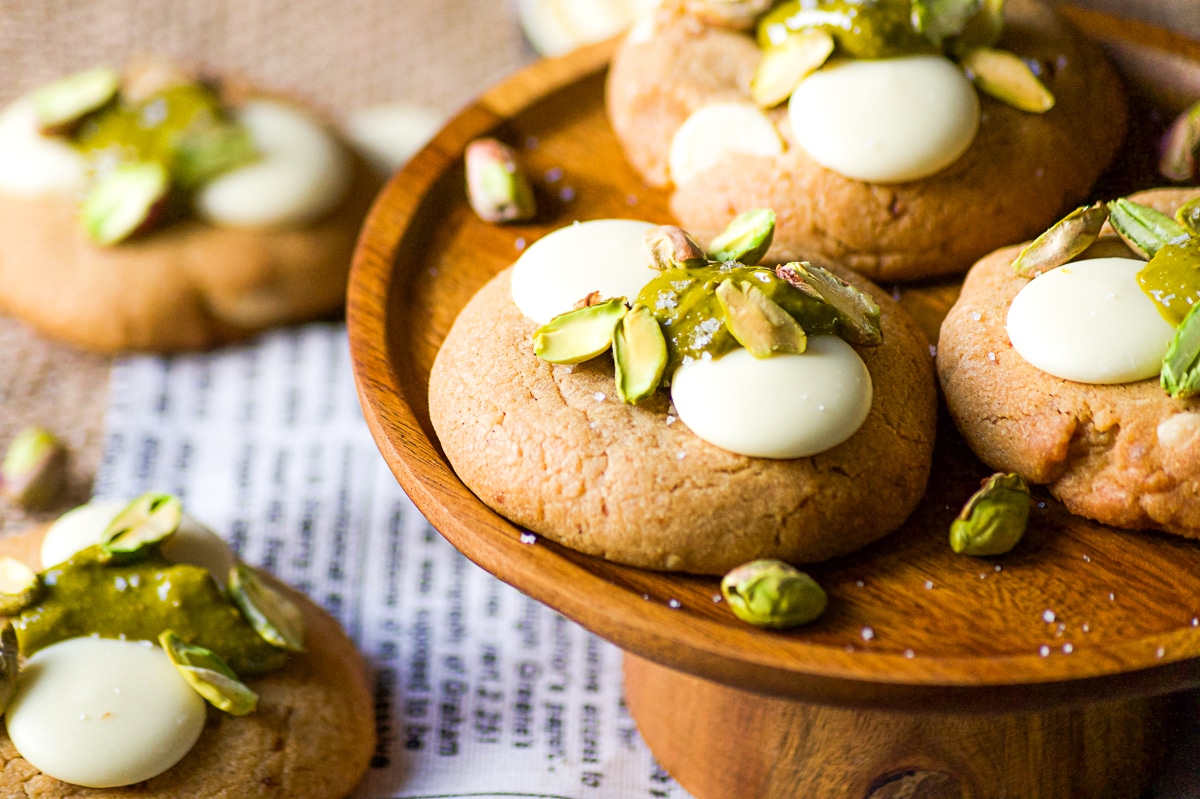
xmin=636 ymin=263 xmax=839 ymax=375
xmin=1137 ymin=237 xmax=1200 ymax=327
xmin=758 ymin=0 xmax=936 ymax=59
xmin=12 ymin=546 xmax=287 ymax=676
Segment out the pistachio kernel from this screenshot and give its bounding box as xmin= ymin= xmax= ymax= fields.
xmin=173 ymin=123 xmax=259 ymax=190
xmin=1 ymin=426 xmax=67 ymax=510
xmin=949 ymin=472 xmax=1030 ymax=556
xmin=715 ymin=279 xmax=807 ymax=358
xmin=960 ymin=48 xmax=1054 ymax=113
xmin=1160 ymin=100 xmax=1200 ymax=183
xmin=0 ymin=557 xmax=43 ymax=615
xmin=31 ymin=66 xmax=119 ymax=135
xmin=81 ymin=161 xmax=171 ymax=246
xmin=720 ymin=559 xmax=827 ymax=629
xmin=751 ymin=30 xmax=834 ymax=108
xmin=100 ymin=492 xmax=183 ymax=562
xmin=464 ymin=137 xmax=536 ymax=224
xmin=947 ymin=0 xmax=1005 ymax=57
xmin=1162 ymin=302 xmax=1200 ymax=399
xmin=644 ymin=225 xmax=708 ymax=271
xmin=1177 ymin=198 xmax=1200 ymax=237
xmin=912 ymin=0 xmax=983 ymax=48
xmin=533 ymin=297 xmax=629 ymax=364
xmin=228 ymin=563 xmax=306 ymax=652
xmin=613 ymin=304 xmax=669 ymax=404
xmin=159 ymin=630 xmax=258 ymax=716
xmin=1107 ymin=197 xmax=1191 ymax=259
xmin=708 ymin=208 xmax=776 ymax=264
xmin=775 ymin=262 xmax=882 ymax=346
xmin=1012 ymin=202 xmax=1109 ymax=278
xmin=0 ymin=622 xmax=17 ymax=716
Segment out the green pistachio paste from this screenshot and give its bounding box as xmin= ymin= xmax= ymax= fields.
xmin=1138 ymin=238 xmax=1200 ymax=326
xmin=637 ymin=264 xmax=839 ymax=374
xmin=758 ymin=0 xmax=935 ymax=59
xmin=13 ymin=546 xmax=287 ymax=676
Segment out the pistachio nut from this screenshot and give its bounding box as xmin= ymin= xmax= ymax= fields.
xmin=751 ymin=30 xmax=834 ymax=108
xmin=0 ymin=622 xmax=17 ymax=715
xmin=1107 ymin=197 xmax=1190 ymax=259
xmin=1160 ymin=100 xmax=1200 ymax=183
xmin=1162 ymin=302 xmax=1200 ymax=398
xmin=720 ymin=559 xmax=827 ymax=629
xmin=715 ymin=278 xmax=807 ymax=358
xmin=0 ymin=557 xmax=42 ymax=615
xmin=533 ymin=297 xmax=628 ymax=364
xmin=1011 ymin=202 xmax=1109 ymax=278
xmin=173 ymin=122 xmax=259 ymax=190
xmin=99 ymin=492 xmax=183 ymax=562
xmin=708 ymin=208 xmax=776 ymax=265
xmin=960 ymin=48 xmax=1054 ymax=113
xmin=684 ymin=0 xmax=774 ymax=30
xmin=644 ymin=225 xmax=708 ymax=271
xmin=913 ymin=0 xmax=983 ymax=48
xmin=81 ymin=161 xmax=171 ymax=246
xmin=228 ymin=563 xmax=306 ymax=652
xmin=613 ymin=304 xmax=668 ymax=404
xmin=947 ymin=0 xmax=1004 ymax=56
xmin=31 ymin=66 xmax=119 ymax=135
xmin=949 ymin=472 xmax=1030 ymax=556
xmin=464 ymin=137 xmax=536 ymax=224
xmin=159 ymin=630 xmax=258 ymax=716
xmin=0 ymin=426 xmax=67 ymax=510
xmin=1177 ymin=198 xmax=1200 ymax=237
xmin=775 ymin=262 xmax=882 ymax=346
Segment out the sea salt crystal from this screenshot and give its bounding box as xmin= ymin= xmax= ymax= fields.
xmin=712 ymin=595 xmax=723 ymax=603
xmin=861 ymin=627 xmax=875 ymax=641
xmin=994 ymin=565 xmax=1002 ymax=572
xmin=903 ymin=649 xmax=915 ymax=659
xmin=515 ymin=237 xmax=527 ymax=251
xmin=1042 ymin=610 xmax=1056 ymax=623
xmin=929 ymin=344 xmax=938 ymax=358
xmin=987 ymin=352 xmax=996 ymax=361
xmin=676 ymin=451 xmax=687 ymax=460
xmin=970 ymin=311 xmax=982 ymax=321
xmin=1039 ymin=645 xmax=1050 ymax=657
xmin=924 ymin=580 xmax=934 ymax=590
xmin=1082 ymin=623 xmax=1091 ymax=633
xmin=1157 ymin=646 xmax=1166 ymax=658
xmin=593 ymin=392 xmax=606 ymax=402
xmin=1062 ymin=643 xmax=1074 ymax=654
xmin=525 ymin=136 xmax=540 ymax=150
xmin=544 ymin=167 xmax=563 ymax=183
xmin=559 ymin=186 xmax=576 ymax=202
xmin=1082 ymin=555 xmax=1091 ymax=563
xmin=668 ymin=599 xmax=682 ymax=609
xmin=855 ymin=580 xmax=865 ymax=588
xmin=626 ymin=194 xmax=639 ymax=206
xmin=520 ymin=532 xmax=537 ymax=544
xmin=1109 ymin=592 xmax=1116 ymax=601
xmin=665 ymin=415 xmax=676 ymax=426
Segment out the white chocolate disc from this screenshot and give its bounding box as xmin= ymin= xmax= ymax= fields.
xmin=6 ymin=637 xmax=206 ymax=788
xmin=788 ymin=55 xmax=979 ymax=183
xmin=341 ymin=102 xmax=445 ymax=177
xmin=510 ymin=219 xmax=659 ymax=324
xmin=1006 ymin=257 xmax=1177 ymax=384
xmin=194 ymin=100 xmax=352 ymax=228
xmin=0 ymin=96 xmax=87 ymax=196
xmin=670 ymin=336 xmax=873 ymax=458
xmin=668 ymin=102 xmax=784 ymax=187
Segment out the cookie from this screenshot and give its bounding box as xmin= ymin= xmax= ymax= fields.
xmin=429 ymin=254 xmax=937 ymax=575
xmin=938 ymin=187 xmax=1200 ymax=538
xmin=0 ymin=521 xmax=374 ymax=797
xmin=0 ymin=66 xmax=380 ymax=353
xmin=606 ymin=0 xmax=1127 ymax=282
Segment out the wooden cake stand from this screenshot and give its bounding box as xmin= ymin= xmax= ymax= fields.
xmin=348 ymin=12 xmax=1200 ymax=797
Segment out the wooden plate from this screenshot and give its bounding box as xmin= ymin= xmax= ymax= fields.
xmin=348 ymin=9 xmax=1200 ymax=714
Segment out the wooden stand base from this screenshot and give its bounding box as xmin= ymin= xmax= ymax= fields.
xmin=624 ymin=654 xmax=1179 ymax=799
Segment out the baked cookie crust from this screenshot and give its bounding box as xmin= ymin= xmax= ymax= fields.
xmin=606 ymin=0 xmax=1128 ymax=282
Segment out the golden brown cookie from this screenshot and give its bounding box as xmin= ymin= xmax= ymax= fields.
xmin=429 ymin=263 xmax=937 ymax=575
xmin=606 ymin=0 xmax=1127 ymax=282
xmin=0 ymin=525 xmax=375 ymax=797
xmin=938 ymin=187 xmax=1200 ymax=538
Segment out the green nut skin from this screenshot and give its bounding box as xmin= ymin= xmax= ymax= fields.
xmin=720 ymin=559 xmax=828 ymax=629
xmin=100 ymin=492 xmax=183 ymax=562
xmin=950 ymin=473 xmax=1030 ymax=556
xmin=1162 ymin=302 xmax=1200 ymax=398
xmin=1011 ymin=202 xmax=1109 ymax=278
xmin=708 ymin=208 xmax=776 ymax=264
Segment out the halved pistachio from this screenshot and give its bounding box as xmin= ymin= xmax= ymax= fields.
xmin=464 ymin=137 xmax=536 ymax=224
xmin=949 ymin=472 xmax=1030 ymax=556
xmin=174 ymin=123 xmax=258 ymax=190
xmin=775 ymin=262 xmax=882 ymax=346
xmin=947 ymin=0 xmax=1004 ymax=56
xmin=716 ymin=279 xmax=806 ymax=358
xmin=644 ymin=225 xmax=708 ymax=271
xmin=720 ymin=559 xmax=827 ymax=629
xmin=1011 ymin=202 xmax=1109 ymax=278
xmin=1 ymin=426 xmax=67 ymax=510
xmin=159 ymin=630 xmax=258 ymax=716
xmin=960 ymin=48 xmax=1054 ymax=113
xmin=1177 ymin=198 xmax=1200 ymax=237
xmin=613 ymin=304 xmax=668 ymax=404
xmin=81 ymin=161 xmax=171 ymax=246
xmin=1163 ymin=303 xmax=1200 ymax=398
xmin=31 ymin=66 xmax=119 ymax=135
xmin=913 ymin=0 xmax=983 ymax=48
xmin=708 ymin=208 xmax=776 ymax=265
xmin=1108 ymin=197 xmax=1191 ymax=259
xmin=228 ymin=563 xmax=305 ymax=652
xmin=1160 ymin=100 xmax=1200 ymax=183
xmin=751 ymin=30 xmax=834 ymax=108
xmin=533 ymin=298 xmax=628 ymax=364
xmin=684 ymin=0 xmax=774 ymax=30
xmin=100 ymin=492 xmax=182 ymax=562
xmin=0 ymin=558 xmax=42 ymax=615
xmin=0 ymin=623 xmax=17 ymax=715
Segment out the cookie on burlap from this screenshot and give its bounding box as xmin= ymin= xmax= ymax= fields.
xmin=606 ymin=0 xmax=1127 ymax=282
xmin=0 ymin=526 xmax=375 ymax=798
xmin=429 ymin=264 xmax=937 ymax=575
xmin=938 ymin=187 xmax=1200 ymax=538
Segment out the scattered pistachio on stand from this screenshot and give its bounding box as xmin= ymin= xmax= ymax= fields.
xmin=1160 ymin=99 xmax=1200 ymax=183
xmin=0 ymin=426 xmax=68 ymax=510
xmin=720 ymin=559 xmax=828 ymax=629
xmin=464 ymin=137 xmax=536 ymax=223
xmin=950 ymin=473 xmax=1031 ymax=556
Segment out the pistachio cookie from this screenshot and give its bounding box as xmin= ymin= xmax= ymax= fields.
xmin=0 ymin=498 xmax=374 ymax=796
xmin=938 ymin=187 xmax=1200 ymax=538
xmin=606 ymin=0 xmax=1127 ymax=282
xmin=429 ymin=216 xmax=937 ymax=574
xmin=0 ymin=63 xmax=380 ymax=353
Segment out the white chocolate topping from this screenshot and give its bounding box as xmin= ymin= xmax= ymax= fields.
xmin=6 ymin=637 xmax=206 ymax=788
xmin=670 ymin=337 xmax=873 ymax=458
xmin=668 ymin=102 xmax=785 ymax=187
xmin=788 ymin=55 xmax=979 ymax=183
xmin=0 ymin=96 xmax=87 ymax=196
xmin=1006 ymin=257 xmax=1176 ymax=384
xmin=342 ymin=102 xmax=445 ymax=177
xmin=194 ymin=99 xmax=352 ymax=228
xmin=510 ymin=219 xmax=658 ymax=324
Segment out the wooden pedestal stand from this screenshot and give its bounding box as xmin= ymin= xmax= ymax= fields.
xmin=349 ymin=14 xmax=1200 ymax=798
